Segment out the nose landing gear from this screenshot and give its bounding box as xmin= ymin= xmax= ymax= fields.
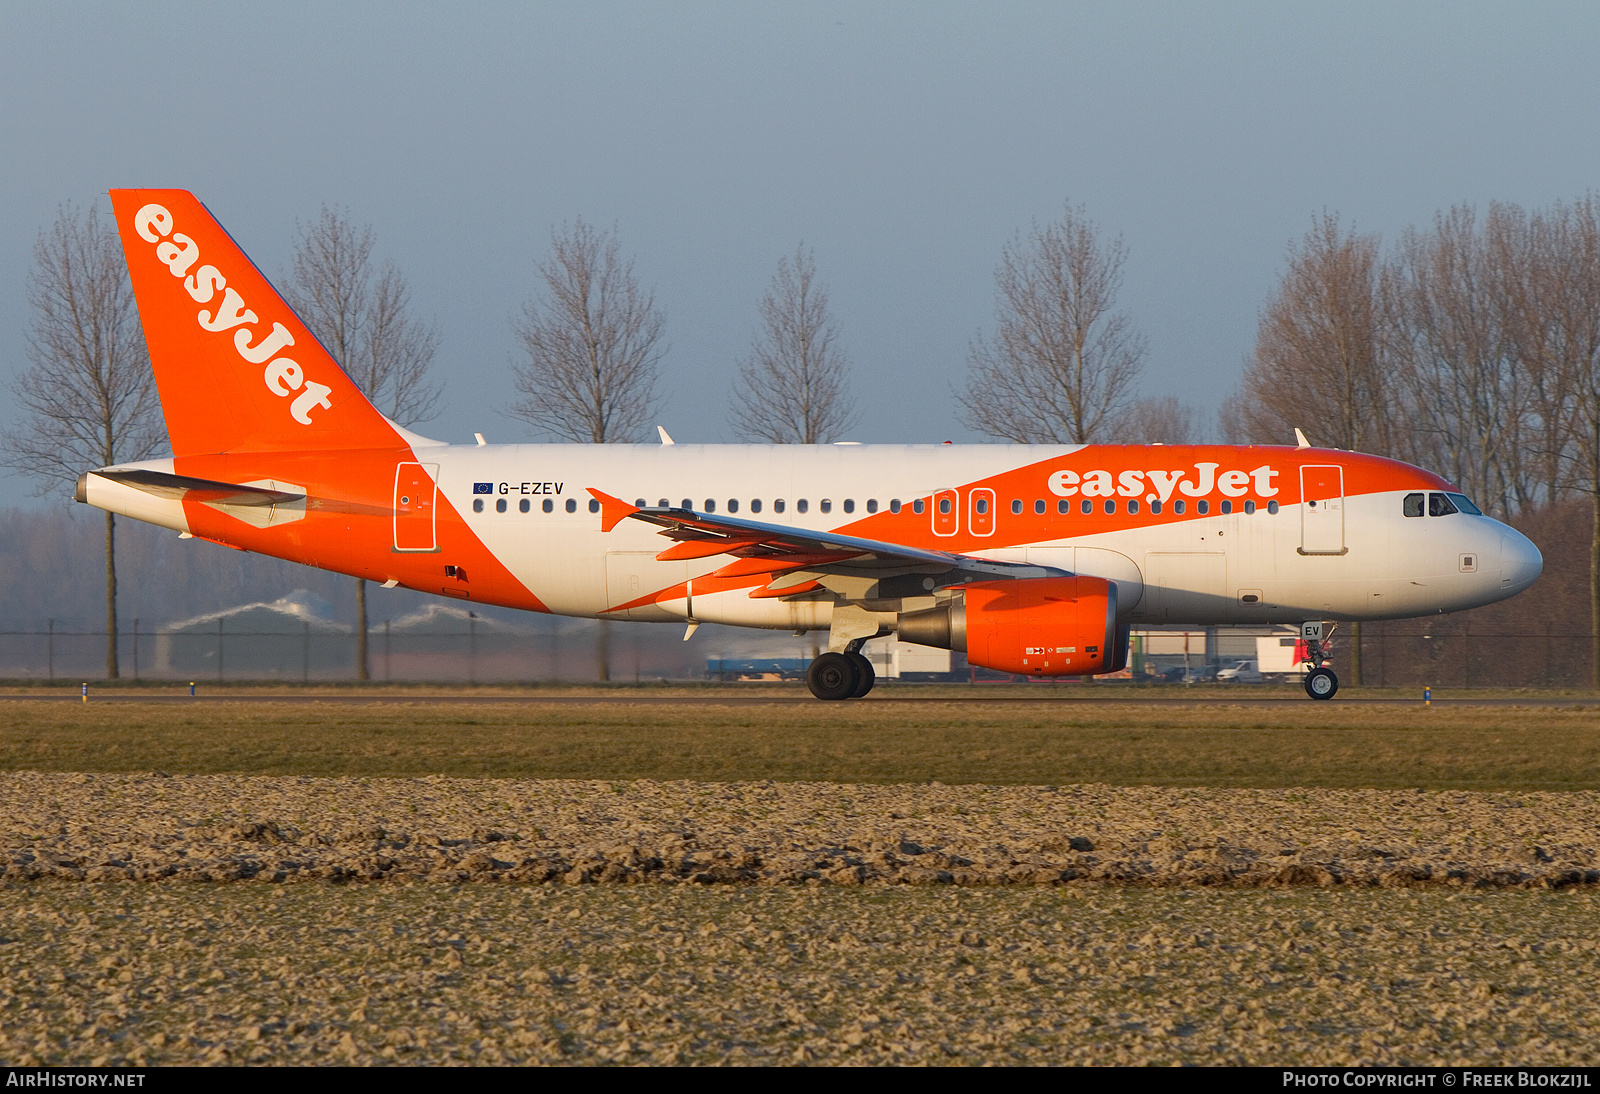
xmin=1300 ymin=622 xmax=1338 ymax=700
xmin=1304 ymin=666 xmax=1339 ymax=700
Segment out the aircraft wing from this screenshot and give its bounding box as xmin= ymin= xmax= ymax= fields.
xmin=587 ymin=489 xmax=1063 ymax=596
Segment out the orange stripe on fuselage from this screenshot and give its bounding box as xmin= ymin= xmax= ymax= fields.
xmin=829 ymin=445 xmax=1451 ymax=554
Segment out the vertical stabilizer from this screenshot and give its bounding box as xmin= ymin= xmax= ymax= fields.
xmin=108 ymin=189 xmax=403 ymax=456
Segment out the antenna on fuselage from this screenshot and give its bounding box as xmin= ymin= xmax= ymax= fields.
xmin=1294 ymin=428 xmax=1311 ymax=449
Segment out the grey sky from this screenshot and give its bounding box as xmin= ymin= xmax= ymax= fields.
xmin=4 ymin=2 xmax=1599 ymax=510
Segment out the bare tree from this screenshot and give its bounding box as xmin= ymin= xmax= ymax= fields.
xmin=1228 ymin=214 xmax=1401 ymax=686
xmin=732 ymin=245 xmax=856 ymax=443
xmin=283 ymin=206 xmax=440 ymax=681
xmin=1115 ymin=396 xmax=1198 ymax=444
xmin=510 ymin=218 xmax=665 ymax=444
xmin=1229 ymin=215 xmax=1396 ymax=455
xmin=960 ymin=203 xmax=1144 ymax=443
xmin=1512 ymin=197 xmax=1600 ymax=685
xmin=511 ymin=219 xmax=666 ymax=680
xmin=282 ymin=207 xmax=441 ymax=425
xmin=4 ymin=203 xmax=166 ymax=679
xmin=1388 ymin=204 xmax=1530 ymax=516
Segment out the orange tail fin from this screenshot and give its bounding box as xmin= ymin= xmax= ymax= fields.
xmin=109 ymin=189 xmax=403 ymax=456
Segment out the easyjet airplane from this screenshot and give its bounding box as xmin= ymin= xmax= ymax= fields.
xmin=78 ymin=190 xmax=1543 ymax=700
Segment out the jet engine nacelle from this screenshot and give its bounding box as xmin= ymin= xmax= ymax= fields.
xmin=897 ymin=575 xmax=1123 ymax=676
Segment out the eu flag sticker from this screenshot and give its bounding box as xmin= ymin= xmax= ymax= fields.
xmin=473 ymin=482 xmax=494 ymax=495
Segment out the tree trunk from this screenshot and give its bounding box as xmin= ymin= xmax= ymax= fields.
xmin=1349 ymin=620 xmax=1362 ymax=686
xmin=1591 ymin=490 xmax=1599 ymax=691
xmin=356 ymin=578 xmax=370 ymax=682
xmin=596 ymin=619 xmax=611 ymax=682
xmin=103 ymin=510 xmax=119 ymax=680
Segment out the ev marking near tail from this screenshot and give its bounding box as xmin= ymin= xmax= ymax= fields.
xmin=130 ymin=201 xmax=333 ymax=427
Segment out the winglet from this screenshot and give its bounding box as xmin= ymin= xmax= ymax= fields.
xmin=1294 ymin=428 xmax=1311 ymax=449
xmin=587 ymin=488 xmax=638 ymax=533
xmin=657 ymin=426 xmax=675 ymax=446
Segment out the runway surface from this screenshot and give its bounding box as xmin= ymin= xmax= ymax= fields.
xmin=2 ymin=691 xmax=1596 ymax=707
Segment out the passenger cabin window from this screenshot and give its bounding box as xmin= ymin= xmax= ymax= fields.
xmin=1128 ymin=500 xmax=1140 ymax=514
xmin=751 ymin=499 xmax=762 ymax=514
xmin=939 ymin=497 xmax=952 ymax=515
xmin=520 ymin=499 xmax=531 ymax=513
xmin=1080 ymin=499 xmax=1092 ymax=514
xmin=1404 ymin=493 xmax=1425 ymax=517
xmin=565 ymin=498 xmax=577 ymax=513
xmin=797 ymin=499 xmax=809 ymax=514
xmin=543 ymin=499 xmax=553 ymax=513
xmin=843 ymin=499 xmax=854 ymax=514
xmin=658 ymin=499 xmax=669 ymax=507
xmin=473 ymin=498 xmax=483 ymax=513
xmin=589 ymin=499 xmax=600 ymax=513
xmin=681 ymin=499 xmax=692 ymax=510
xmin=496 ymin=498 xmax=507 ymax=513
xmin=1220 ymin=500 xmax=1232 ymax=515
xmin=974 ymin=496 xmax=988 ymax=515
xmin=1034 ymin=499 xmax=1046 ymax=515
xmin=820 ymin=499 xmax=832 ymax=514
xmin=1103 ymin=500 xmax=1115 ymax=515
xmin=1058 ymin=500 xmax=1070 ymax=514
xmin=1174 ymin=500 xmax=1186 ymax=514
xmin=1011 ymin=499 xmax=1023 ymax=515
xmin=774 ymin=499 xmax=785 ymax=513
xmin=728 ymin=499 xmax=739 ymax=513
xmin=704 ymin=499 xmax=716 ymax=513
xmin=1267 ymin=500 xmax=1279 ymax=514
xmin=1151 ymin=500 xmax=1162 ymax=514
xmin=1244 ymin=500 xmax=1256 ymax=514
xmin=912 ymin=498 xmax=924 ymax=514
xmin=889 ymin=499 xmax=901 ymax=514
xmin=866 ymin=499 xmax=878 ymax=513
xmin=1428 ymin=492 xmax=1458 ymax=517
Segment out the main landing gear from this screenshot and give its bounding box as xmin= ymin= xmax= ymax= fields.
xmin=806 ymin=649 xmax=876 ymax=700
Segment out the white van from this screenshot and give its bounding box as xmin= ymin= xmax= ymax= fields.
xmin=1215 ymin=659 xmax=1263 ymax=684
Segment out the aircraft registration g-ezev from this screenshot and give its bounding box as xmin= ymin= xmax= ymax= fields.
xmin=80 ymin=190 xmax=1543 ymax=700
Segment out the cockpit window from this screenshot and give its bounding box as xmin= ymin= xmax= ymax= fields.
xmin=1428 ymin=492 xmax=1459 ymax=517
xmin=1447 ymin=493 xmax=1483 ymax=515
xmin=1403 ymin=493 xmax=1424 ymax=518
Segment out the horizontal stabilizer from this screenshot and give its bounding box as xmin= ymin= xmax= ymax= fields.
xmin=80 ymin=469 xmax=305 ymax=507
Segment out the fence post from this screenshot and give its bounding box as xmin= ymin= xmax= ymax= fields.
xmin=47 ymin=619 xmax=54 ymax=684
xmin=302 ymin=622 xmax=309 ymax=685
xmin=216 ymin=617 xmax=224 ymax=683
xmin=132 ymin=618 xmax=139 ymax=681
xmin=468 ymin=614 xmax=477 ymax=686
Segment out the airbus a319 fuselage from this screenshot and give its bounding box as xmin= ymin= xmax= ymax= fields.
xmin=78 ymin=190 xmax=1543 ymax=700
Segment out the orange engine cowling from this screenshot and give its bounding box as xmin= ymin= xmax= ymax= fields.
xmin=898 ymin=576 xmax=1121 ymax=676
